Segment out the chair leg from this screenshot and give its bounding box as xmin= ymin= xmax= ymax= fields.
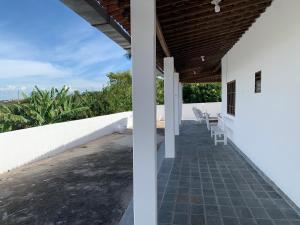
xmin=214 ymin=134 xmax=217 ymax=146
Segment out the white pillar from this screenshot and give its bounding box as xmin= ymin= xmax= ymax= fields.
xmin=179 ymin=82 xmax=183 ymax=125
xmin=174 ymin=73 xmax=179 ymax=135
xmin=164 ymin=57 xmax=175 ymax=158
xmin=131 ymin=0 xmax=157 ymax=224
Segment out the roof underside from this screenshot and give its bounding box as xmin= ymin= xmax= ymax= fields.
xmin=61 ymin=0 xmax=273 ymax=83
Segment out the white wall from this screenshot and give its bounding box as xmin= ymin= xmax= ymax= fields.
xmin=222 ymin=0 xmax=300 ymax=207
xmin=0 ymin=112 xmax=132 ymax=174
xmin=157 ymin=102 xmax=221 ymax=121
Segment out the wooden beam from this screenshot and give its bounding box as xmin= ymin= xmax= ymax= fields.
xmin=159 ymin=0 xmax=272 ymax=24
xmin=168 ymin=30 xmax=246 ymax=47
xmin=165 ymin=18 xmax=256 ymax=42
xmin=156 ymin=16 xmax=171 ymax=57
xmin=180 ymin=75 xmax=221 ymax=83
xmin=70 ymin=0 xmax=274 ymax=82
xmin=163 ymin=12 xmax=259 ymax=34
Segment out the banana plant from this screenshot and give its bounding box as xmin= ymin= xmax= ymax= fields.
xmin=0 ymin=104 xmax=28 ymax=132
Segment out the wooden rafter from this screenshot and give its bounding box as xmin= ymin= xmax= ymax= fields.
xmin=156 ymin=16 xmax=171 ymax=57
xmin=73 ymin=0 xmax=274 ymax=82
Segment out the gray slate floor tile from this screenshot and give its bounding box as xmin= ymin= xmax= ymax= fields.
xmin=157 ymin=122 xmax=300 ymax=225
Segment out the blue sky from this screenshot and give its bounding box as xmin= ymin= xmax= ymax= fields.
xmin=0 ymin=0 xmax=131 ymax=100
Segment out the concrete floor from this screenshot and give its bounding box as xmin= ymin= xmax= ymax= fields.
xmin=0 ymin=129 xmax=164 ymax=225
xmin=157 ymin=121 xmax=300 ymax=225
xmin=1 ymin=121 xmax=299 ymax=225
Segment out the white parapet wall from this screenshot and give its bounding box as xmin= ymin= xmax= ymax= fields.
xmin=157 ymin=102 xmax=221 ymax=121
xmin=0 ymin=112 xmax=132 ymax=174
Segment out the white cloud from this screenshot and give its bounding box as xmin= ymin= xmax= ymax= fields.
xmin=0 ymin=59 xmax=71 ymax=78
xmin=51 ymin=35 xmax=126 ymax=72
xmin=0 ymin=37 xmax=40 ymax=60
xmin=0 ymin=85 xmax=17 ymax=91
xmin=0 ymin=18 xmax=130 ymax=100
xmin=0 ymin=85 xmax=29 ymax=100
xmin=0 ymin=85 xmax=27 ymax=92
xmin=0 ymin=30 xmax=128 ymax=80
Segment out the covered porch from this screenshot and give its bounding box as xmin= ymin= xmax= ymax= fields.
xmin=60 ymin=0 xmax=300 ymax=225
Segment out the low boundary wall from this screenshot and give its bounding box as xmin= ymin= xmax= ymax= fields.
xmin=157 ymin=102 xmax=221 ymax=121
xmin=0 ymin=112 xmax=132 ymax=173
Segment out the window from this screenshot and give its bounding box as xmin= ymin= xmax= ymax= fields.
xmin=255 ymin=71 xmax=262 ymax=93
xmin=227 ymin=81 xmax=236 ymax=116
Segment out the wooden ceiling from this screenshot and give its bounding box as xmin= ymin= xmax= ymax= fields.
xmin=88 ymin=0 xmax=273 ymax=82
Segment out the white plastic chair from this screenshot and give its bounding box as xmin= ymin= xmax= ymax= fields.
xmin=193 ymin=107 xmax=205 ymax=123
xmin=205 ymin=113 xmax=218 ymax=130
xmin=211 ymin=115 xmax=227 ymax=146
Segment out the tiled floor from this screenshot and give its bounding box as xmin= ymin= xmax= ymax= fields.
xmin=157 ymin=121 xmax=300 ymax=225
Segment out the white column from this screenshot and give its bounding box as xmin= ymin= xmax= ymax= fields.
xmin=179 ymin=82 xmax=183 ymax=125
xmin=164 ymin=57 xmax=175 ymax=158
xmin=131 ymin=0 xmax=157 ymax=225
xmin=174 ymin=72 xmax=179 ymax=135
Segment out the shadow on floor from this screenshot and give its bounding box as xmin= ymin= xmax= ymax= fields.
xmin=0 ymin=129 xmax=164 ymax=225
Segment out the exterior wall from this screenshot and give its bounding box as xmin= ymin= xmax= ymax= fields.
xmin=222 ymin=0 xmax=300 ymax=207
xmin=157 ymin=102 xmax=221 ymax=121
xmin=0 ymin=112 xmax=132 ymax=174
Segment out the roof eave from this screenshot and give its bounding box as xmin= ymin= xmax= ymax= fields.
xmin=60 ymin=0 xmax=131 ymax=51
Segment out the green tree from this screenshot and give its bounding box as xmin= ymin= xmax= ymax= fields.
xmin=104 ymin=71 xmax=133 ymax=113
xmin=156 ymin=77 xmax=164 ymax=104
xmin=183 ymin=83 xmax=221 ymax=103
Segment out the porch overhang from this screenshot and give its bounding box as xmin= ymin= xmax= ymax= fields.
xmin=60 ymin=0 xmax=273 ymax=83
xmin=61 ymin=0 xmax=131 ymax=51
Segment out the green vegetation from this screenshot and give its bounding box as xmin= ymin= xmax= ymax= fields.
xmin=0 ymin=71 xmax=221 ymax=133
xmin=155 ymin=79 xmax=221 ymax=104
xmin=183 ymin=83 xmax=221 ymax=103
xmin=156 ymin=78 xmax=164 ymax=105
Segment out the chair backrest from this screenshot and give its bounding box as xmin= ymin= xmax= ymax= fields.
xmin=205 ymin=113 xmax=210 ymax=130
xmin=196 ymin=108 xmax=202 ymax=113
xmin=192 ymin=107 xmax=200 ymax=121
xmin=193 ymin=107 xmax=200 ymax=121
xmin=217 ymin=115 xmax=225 ymax=131
xmin=193 ymin=107 xmax=204 ymax=122
xmin=197 ymin=109 xmax=204 ymax=118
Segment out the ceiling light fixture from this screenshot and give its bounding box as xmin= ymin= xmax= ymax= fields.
xmin=211 ymin=0 xmax=222 ymax=13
